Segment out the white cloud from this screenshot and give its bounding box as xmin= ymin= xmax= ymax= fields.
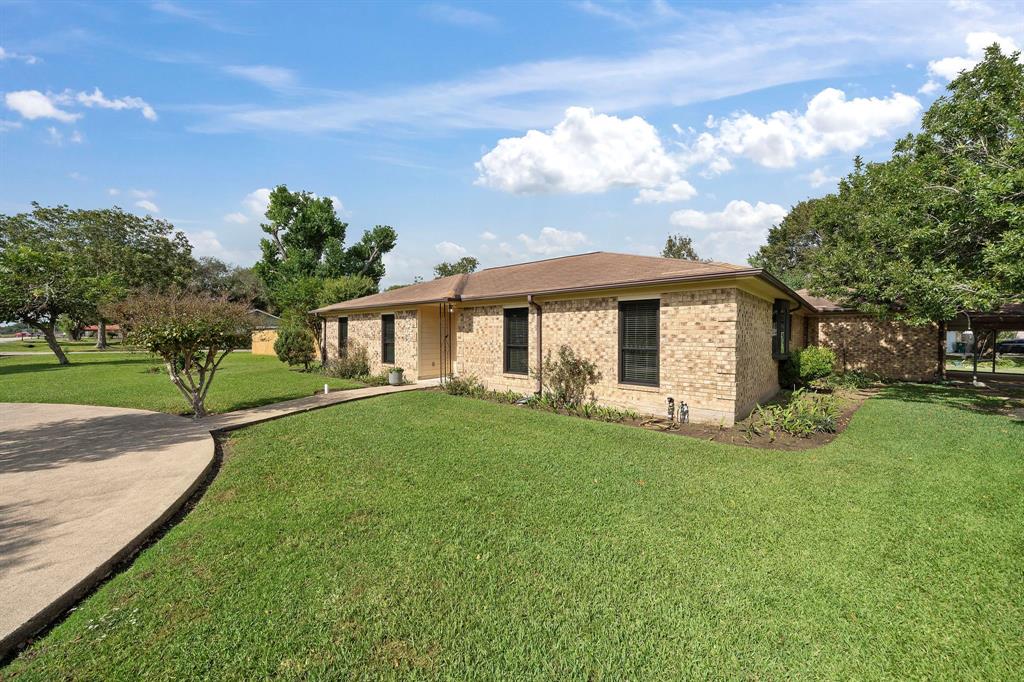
xmin=423 ymin=3 xmax=497 ymax=27
xmin=480 ymin=231 xmax=497 ymax=240
xmin=435 ymin=241 xmax=468 ymax=259
xmin=517 ymin=226 xmax=589 ymax=256
xmin=807 ymin=167 xmax=839 ymax=188
xmin=476 ymin=106 xmax=680 ymax=195
xmin=670 ymin=200 xmax=786 ymax=263
xmin=634 ymin=179 xmax=698 ymax=204
xmin=0 ymin=46 xmax=39 ymax=64
xmin=923 ymin=31 xmax=1020 ymax=93
xmin=5 ymin=90 xmax=80 ymax=122
xmin=185 ymin=229 xmax=260 ymax=265
xmin=223 ymin=65 xmax=297 ymax=90
xmin=135 ymin=199 xmax=160 ymax=213
xmin=0 ymin=119 xmax=22 ymax=133
xmin=242 ymin=188 xmax=271 ymax=217
xmin=223 ymin=212 xmax=248 ymax=224
xmin=44 ymin=126 xmax=82 ymax=145
xmin=74 ymin=88 xmax=157 ymax=121
xmin=131 ymin=188 xmax=156 ymax=199
xmin=107 ymin=188 xmax=120 ymax=196
xmin=68 ymin=171 xmax=85 ymax=181
xmin=679 ymin=88 xmax=921 ymax=172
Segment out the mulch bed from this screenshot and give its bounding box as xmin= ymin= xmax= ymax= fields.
xmin=619 ymin=388 xmax=878 ymax=451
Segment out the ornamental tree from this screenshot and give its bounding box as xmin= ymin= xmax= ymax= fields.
xmin=107 ymin=293 xmax=255 ymax=418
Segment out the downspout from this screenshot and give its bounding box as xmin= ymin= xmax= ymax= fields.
xmin=528 ymin=294 xmax=543 ymax=394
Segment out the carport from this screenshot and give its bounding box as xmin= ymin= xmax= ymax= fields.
xmin=944 ymin=302 xmax=1024 ymax=382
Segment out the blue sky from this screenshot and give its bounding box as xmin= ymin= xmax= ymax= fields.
xmin=2 ymin=0 xmax=1022 ymax=286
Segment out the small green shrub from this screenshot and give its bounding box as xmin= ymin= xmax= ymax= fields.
xmin=321 ymin=343 xmax=370 ymax=379
xmin=780 ymin=345 xmax=837 ymax=387
xmin=444 ymin=375 xmax=487 ymax=397
xmin=816 ymin=371 xmax=875 ymax=391
xmin=534 ymin=345 xmax=602 ymax=408
xmin=750 ymin=389 xmax=839 ymax=438
xmin=354 ymin=371 xmax=390 ymax=386
xmin=274 ymin=323 xmax=316 ymax=371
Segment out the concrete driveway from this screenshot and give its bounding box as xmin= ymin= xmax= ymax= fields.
xmin=0 ymin=403 xmax=214 ymax=657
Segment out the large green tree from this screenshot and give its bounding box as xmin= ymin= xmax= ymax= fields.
xmin=810 ymin=46 xmax=1023 ymax=323
xmin=188 ymin=257 xmax=269 ymax=310
xmin=76 ymin=207 xmax=193 ymax=347
xmin=254 ymin=185 xmax=397 ymax=360
xmin=0 ymin=206 xmax=106 ymax=364
xmin=748 ymin=198 xmax=824 ymax=289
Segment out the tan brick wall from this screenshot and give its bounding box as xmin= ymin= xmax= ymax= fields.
xmin=791 ymin=312 xmax=808 ymax=350
xmin=323 ymin=310 xmax=419 ymax=380
xmin=734 ymin=291 xmax=781 ymax=419
xmin=454 ymin=287 xmax=778 ymax=425
xmin=811 ymin=314 xmax=938 ymax=381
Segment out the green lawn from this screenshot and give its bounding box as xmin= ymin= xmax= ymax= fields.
xmin=946 ymin=356 xmax=1024 ymax=374
xmin=5 ymin=387 xmax=1021 ymax=679
xmin=0 ymin=353 xmax=361 ymax=415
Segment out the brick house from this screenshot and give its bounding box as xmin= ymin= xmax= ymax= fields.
xmin=313 ymin=252 xmax=942 ymax=425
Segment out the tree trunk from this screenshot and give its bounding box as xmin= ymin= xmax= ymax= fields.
xmin=40 ymin=324 xmax=70 ymax=365
xmin=96 ymin=319 xmax=108 ymax=349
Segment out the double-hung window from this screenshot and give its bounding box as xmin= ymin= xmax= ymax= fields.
xmin=618 ymin=299 xmax=659 ymax=386
xmin=772 ymin=299 xmax=791 ymax=358
xmin=338 ymin=317 xmax=348 ymax=357
xmin=381 ymin=314 xmax=395 ymax=364
xmin=503 ymin=307 xmax=529 ymax=374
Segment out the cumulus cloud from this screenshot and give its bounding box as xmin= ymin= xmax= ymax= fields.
xmin=670 ymin=200 xmax=786 ymax=263
xmin=480 ymin=231 xmax=497 ymax=241
xmin=634 ymin=179 xmax=697 ymax=204
xmin=242 ymin=188 xmax=272 ymax=217
xmin=5 ymin=90 xmax=80 ymax=122
xmin=223 ymin=212 xmax=248 ymax=224
xmin=807 ymin=167 xmax=839 ymax=188
xmin=107 ymin=188 xmax=120 ymax=196
xmin=921 ymin=32 xmax=1020 ymax=93
xmin=0 ymin=46 xmax=39 ymax=65
xmin=131 ymin=188 xmax=156 ymax=199
xmin=678 ymin=88 xmax=921 ymax=173
xmin=135 ymin=199 xmax=160 ymax=213
xmin=185 ymin=229 xmax=260 ymax=265
xmin=74 ymin=88 xmax=157 ymax=121
xmin=517 ymin=226 xmax=589 ymax=256
xmin=475 ymin=107 xmax=680 ymax=195
xmin=435 ymin=241 xmax=468 ymax=259
xmin=44 ymin=126 xmax=83 ymax=145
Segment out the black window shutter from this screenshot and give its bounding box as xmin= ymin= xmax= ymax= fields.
xmin=338 ymin=317 xmax=348 ymax=356
xmin=503 ymin=308 xmax=529 ymax=374
xmin=772 ymin=300 xmax=789 ymax=358
xmin=618 ymin=300 xmax=659 ymax=386
xmin=381 ymin=314 xmax=395 ymax=364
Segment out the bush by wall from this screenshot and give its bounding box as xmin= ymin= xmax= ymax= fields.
xmin=534 ymin=345 xmax=602 ymax=408
xmin=780 ymin=345 xmax=837 ymax=387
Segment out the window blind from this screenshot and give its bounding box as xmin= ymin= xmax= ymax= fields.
xmin=619 ymin=299 xmax=659 ymax=386
xmin=503 ymin=307 xmax=529 ymax=374
xmin=381 ymin=314 xmax=395 ymax=364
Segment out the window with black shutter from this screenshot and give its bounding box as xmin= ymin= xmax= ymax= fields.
xmin=381 ymin=314 xmax=395 ymax=364
xmin=772 ymin=300 xmax=790 ymax=359
xmin=503 ymin=307 xmax=529 ymax=374
xmin=338 ymin=317 xmax=348 ymax=356
xmin=618 ymin=299 xmax=659 ymax=386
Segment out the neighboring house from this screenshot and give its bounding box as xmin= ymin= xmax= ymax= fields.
xmin=250 ymin=309 xmax=283 ymax=356
xmin=313 ymin=251 xmax=1017 ymax=424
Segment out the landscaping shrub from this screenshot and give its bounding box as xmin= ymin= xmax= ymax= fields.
xmin=779 ymin=345 xmax=836 ymax=387
xmin=274 ymin=322 xmax=315 ymax=371
xmin=354 ymin=371 xmax=390 ymax=386
xmin=444 ymin=375 xmax=487 ymax=398
xmin=535 ymin=345 xmax=601 ymax=408
xmin=750 ymin=389 xmax=840 ymax=438
xmin=320 ymin=342 xmax=370 ymax=379
xmin=817 ymin=371 xmax=875 ymax=391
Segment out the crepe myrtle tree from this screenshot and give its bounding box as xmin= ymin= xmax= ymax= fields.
xmin=107 ymin=293 xmax=255 ymax=418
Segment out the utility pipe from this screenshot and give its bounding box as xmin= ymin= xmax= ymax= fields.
xmin=528 ymin=294 xmax=543 ymax=394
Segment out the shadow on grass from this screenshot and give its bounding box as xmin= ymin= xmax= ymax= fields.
xmin=0 ymin=357 xmax=154 ymax=376
xmin=875 ymin=382 xmax=1024 ymax=420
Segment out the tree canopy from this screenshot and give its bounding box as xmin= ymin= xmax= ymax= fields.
xmin=434 ymin=256 xmax=479 ymax=278
xmin=188 ymin=257 xmax=269 ymax=310
xmin=751 ymin=45 xmax=1023 ymax=324
xmin=661 ymin=234 xmax=702 ymax=261
xmin=748 ymin=199 xmax=823 ymax=289
xmin=253 ymin=185 xmax=396 ymax=360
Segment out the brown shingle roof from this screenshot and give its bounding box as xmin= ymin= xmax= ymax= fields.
xmin=314 ymin=251 xmax=771 ymax=314
xmin=794 ymin=289 xmax=848 ymax=312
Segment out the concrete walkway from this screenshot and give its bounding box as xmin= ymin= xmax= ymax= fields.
xmin=0 ymin=380 xmax=434 ymax=658
xmin=0 ymin=404 xmax=215 ymax=657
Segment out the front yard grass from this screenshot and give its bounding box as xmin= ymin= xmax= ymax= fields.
xmin=0 ymin=339 xmax=140 ymax=353
xmin=0 ymin=353 xmax=361 ymax=415
xmin=5 ymin=386 xmax=1022 ymax=679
